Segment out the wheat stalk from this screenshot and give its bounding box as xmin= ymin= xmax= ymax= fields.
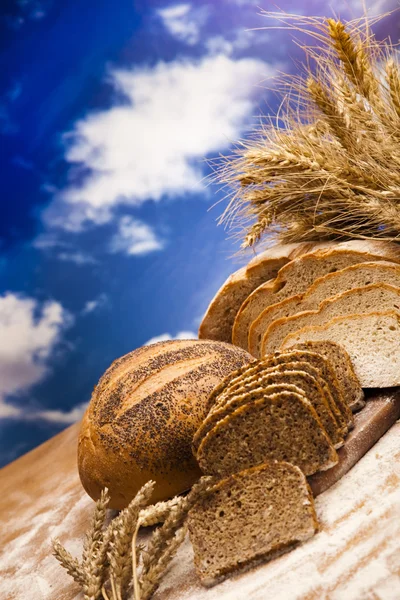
xmin=139 ymin=496 xmax=184 ymax=528
xmin=52 ymin=538 xmax=86 ymax=585
xmin=139 ymin=476 xmax=215 ymax=599
xmin=217 ymin=12 xmax=400 ymax=249
xmin=107 ymin=481 xmax=155 ymax=600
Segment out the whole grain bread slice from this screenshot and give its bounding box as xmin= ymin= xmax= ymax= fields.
xmin=193 ymin=371 xmax=343 ymax=453
xmin=253 ymin=263 xmax=400 ymax=357
xmin=265 ymin=350 xmax=353 ymax=432
xmin=286 ymin=341 xmax=364 ymax=412
xmin=261 ymin=283 xmax=400 ymax=356
xmin=188 ymin=461 xmax=318 ymax=587
xmin=232 ymin=241 xmax=400 ymax=351
xmin=198 ymin=242 xmax=319 ymax=343
xmin=196 ymin=390 xmax=338 ymax=477
xmin=207 ymin=355 xmax=346 ymax=435
xmin=281 ymin=311 xmax=400 ymax=388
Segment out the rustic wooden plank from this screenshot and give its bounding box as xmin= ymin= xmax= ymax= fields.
xmin=1 ymin=391 xmax=399 ymax=599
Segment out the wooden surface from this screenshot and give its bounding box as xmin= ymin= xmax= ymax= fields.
xmin=1 ymin=398 xmax=400 ymax=599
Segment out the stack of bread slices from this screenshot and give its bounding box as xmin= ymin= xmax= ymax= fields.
xmin=188 ymin=343 xmax=361 ymax=584
xmin=192 ymin=344 xmax=359 ymax=478
xmin=199 ymin=240 xmax=400 ymax=388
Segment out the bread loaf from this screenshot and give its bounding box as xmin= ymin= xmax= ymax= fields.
xmin=198 ymin=242 xmax=328 ymax=343
xmin=232 ymin=241 xmax=400 ymax=351
xmin=261 ymin=283 xmax=400 ymax=356
xmin=281 ymin=311 xmax=400 ymax=387
xmin=78 ymin=339 xmax=252 ymax=509
xmin=253 ymin=262 xmax=400 ymax=357
xmin=188 ymin=461 xmax=318 ymax=587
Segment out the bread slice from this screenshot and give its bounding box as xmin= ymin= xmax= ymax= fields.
xmin=265 ymin=350 xmax=353 ymax=432
xmin=232 ymin=241 xmax=400 ymax=351
xmin=281 ymin=311 xmax=400 ymax=388
xmin=195 ymin=383 xmax=308 ymax=452
xmin=252 ymin=263 xmax=400 ymax=357
xmin=193 ymin=371 xmax=343 ymax=452
xmin=287 ymin=341 xmax=364 ymax=412
xmin=261 ymin=283 xmax=400 ymax=356
xmin=204 ymin=360 xmax=257 ymax=413
xmin=198 ymin=242 xmax=319 ymax=343
xmin=188 ymin=461 xmax=318 ymax=587
xmin=196 ymin=390 xmax=338 ymax=477
xmin=208 ymin=354 xmax=348 ymax=435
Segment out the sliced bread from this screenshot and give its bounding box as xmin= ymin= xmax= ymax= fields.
xmin=232 ymin=242 xmax=400 ymax=351
xmin=198 ymin=242 xmax=319 ymax=343
xmin=196 ymin=390 xmax=338 ymax=477
xmin=281 ymin=311 xmax=400 ymax=388
xmin=261 ymin=283 xmax=400 ymax=356
xmin=213 ymin=353 xmax=349 ymax=434
xmin=193 ymin=371 xmax=343 ymax=452
xmin=188 ymin=461 xmax=318 ymax=587
xmin=252 ymin=263 xmax=400 ymax=358
xmin=266 ymin=350 xmax=353 ymax=432
xmin=287 ymin=341 xmax=364 ymax=412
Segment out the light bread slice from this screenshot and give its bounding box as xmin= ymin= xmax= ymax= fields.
xmin=261 ymin=283 xmax=400 ymax=356
xmin=288 ymin=341 xmax=364 ymax=412
xmin=196 ymin=390 xmax=338 ymax=477
xmin=252 ymin=263 xmax=400 ymax=357
xmin=281 ymin=311 xmax=400 ymax=388
xmin=266 ymin=350 xmax=353 ymax=432
xmin=232 ymin=241 xmax=400 ymax=351
xmin=193 ymin=371 xmax=343 ymax=452
xmin=198 ymin=242 xmax=319 ymax=343
xmin=188 ymin=461 xmax=318 ymax=587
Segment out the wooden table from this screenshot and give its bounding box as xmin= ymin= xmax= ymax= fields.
xmin=1 ymin=414 xmax=399 ymax=599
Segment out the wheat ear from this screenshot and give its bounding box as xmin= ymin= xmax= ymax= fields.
xmin=52 ymin=538 xmax=86 ymax=585
xmin=107 ymin=480 xmax=155 ymax=600
xmin=81 ymin=488 xmax=112 ymax=600
xmin=139 ymin=496 xmax=184 ymax=528
xmin=139 ymin=476 xmax=215 ymax=599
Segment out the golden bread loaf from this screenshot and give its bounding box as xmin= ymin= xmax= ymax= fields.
xmin=78 ymin=339 xmax=252 ymax=509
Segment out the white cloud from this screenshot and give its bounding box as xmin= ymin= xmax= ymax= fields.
xmin=110 ymin=216 xmax=164 ymax=256
xmin=0 ymin=294 xmax=71 ymax=418
xmin=82 ymin=293 xmax=108 ymax=315
xmin=144 ymin=330 xmax=197 ymax=345
xmin=57 ymin=251 xmax=97 ymax=265
xmin=33 ymin=402 xmax=87 ymax=424
xmin=44 ymin=53 xmax=270 ymax=231
xmin=157 ymin=3 xmax=209 ymax=45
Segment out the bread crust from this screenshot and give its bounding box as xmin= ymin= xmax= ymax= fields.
xmin=232 ymin=241 xmax=400 ymax=351
xmin=78 ymin=339 xmax=252 ymax=509
xmin=198 ymin=242 xmax=326 ymax=343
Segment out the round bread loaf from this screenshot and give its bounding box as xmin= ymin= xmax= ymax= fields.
xmin=78 ymin=339 xmax=252 ymax=509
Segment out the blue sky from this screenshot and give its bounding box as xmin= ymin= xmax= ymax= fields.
xmin=0 ymin=0 xmax=396 ymax=466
